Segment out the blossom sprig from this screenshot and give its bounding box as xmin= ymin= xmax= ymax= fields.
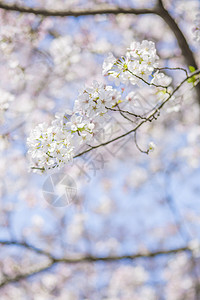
xmin=103 ymin=40 xmax=164 ymax=86
xmin=27 ymin=40 xmax=199 ymax=174
xmin=27 ymin=81 xmax=125 ymax=172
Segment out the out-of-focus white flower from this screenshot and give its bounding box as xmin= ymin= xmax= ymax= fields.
xmin=108 ymin=265 xmax=156 ymax=300
xmin=0 ymin=88 xmax=14 ymax=123
xmin=167 ymin=105 xmax=181 ymax=113
xmin=67 ymin=213 xmax=87 ymax=243
xmin=95 ymin=196 xmax=114 ymax=215
xmin=193 ymin=13 xmax=200 ymax=43
xmin=0 ymin=88 xmax=14 ymax=111
xmin=188 ymin=239 xmax=200 ymax=257
xmin=50 ymin=35 xmax=80 ymax=76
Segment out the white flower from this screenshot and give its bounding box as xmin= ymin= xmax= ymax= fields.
xmin=148 ymin=141 xmax=156 ymax=152
xmin=67 ymin=213 xmax=87 ymax=243
xmin=102 ymin=52 xmax=116 ymax=75
xmin=74 ymin=81 xmax=121 ymax=130
xmin=50 ymin=35 xmax=80 ymax=75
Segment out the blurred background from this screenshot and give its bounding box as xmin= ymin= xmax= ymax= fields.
xmin=0 ymin=0 xmax=200 ymax=299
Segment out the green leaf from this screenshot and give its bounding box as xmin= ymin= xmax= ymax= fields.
xmin=189 ymin=66 xmax=196 ymax=73
xmin=187 ymin=75 xmax=197 ymax=86
xmin=187 ymin=76 xmax=195 ymax=83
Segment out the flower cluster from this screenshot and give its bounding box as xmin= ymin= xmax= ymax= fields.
xmin=27 ymin=81 xmax=124 ymax=171
xmin=103 ymin=40 xmax=159 ymax=86
xmin=27 ymin=119 xmax=74 ymax=171
xmin=74 ymin=81 xmax=121 ymax=127
xmin=27 ymin=40 xmax=172 ymax=173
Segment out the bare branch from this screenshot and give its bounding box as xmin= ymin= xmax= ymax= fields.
xmin=127 ymin=69 xmax=169 ymax=90
xmin=0 ymin=240 xmax=52 ymax=259
xmin=106 ymin=107 xmax=148 ymax=120
xmin=0 ymin=239 xmax=191 ymax=288
xmin=0 ymin=2 xmax=155 ymax=17
xmin=156 ymin=67 xmax=188 ymax=77
xmin=134 ymin=131 xmax=149 ymax=154
xmin=116 ymin=104 xmax=135 ymax=123
xmin=0 ymin=262 xmax=53 ymax=288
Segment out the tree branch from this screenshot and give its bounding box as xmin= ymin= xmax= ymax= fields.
xmin=0 ymin=239 xmax=191 ymax=288
xmin=156 ymin=0 xmax=200 ymax=104
xmin=75 ymin=70 xmax=200 ymax=157
xmin=0 ymin=240 xmax=53 ymax=259
xmin=0 ymin=2 xmax=155 ymax=17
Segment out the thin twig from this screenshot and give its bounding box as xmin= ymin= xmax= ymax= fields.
xmin=156 ymin=67 xmax=188 ymax=77
xmin=116 ymin=104 xmax=134 ymax=123
xmin=106 ymin=106 xmax=148 ymax=120
xmin=127 ymin=69 xmax=169 ymax=90
xmin=134 ymin=131 xmax=149 ymax=154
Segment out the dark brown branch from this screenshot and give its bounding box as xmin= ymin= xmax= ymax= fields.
xmin=0 ymin=240 xmax=52 ymax=259
xmin=0 ymin=262 xmax=53 ymax=288
xmin=156 ymin=0 xmax=200 ymax=104
xmin=0 ymin=2 xmax=155 ymax=17
xmin=0 ymin=239 xmax=191 ymax=288
xmin=156 ymin=0 xmax=197 ymax=68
